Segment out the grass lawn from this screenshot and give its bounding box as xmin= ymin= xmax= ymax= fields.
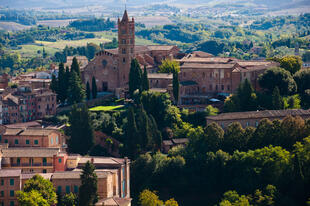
xmin=89 ymin=105 xmax=125 ymax=112
xmin=13 ymin=44 xmax=61 ymax=58
xmin=36 ymin=37 xmax=110 ymax=50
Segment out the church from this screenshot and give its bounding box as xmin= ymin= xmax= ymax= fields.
xmin=82 ymin=10 xmax=277 ymax=108
xmin=82 ymin=10 xmax=179 ymax=96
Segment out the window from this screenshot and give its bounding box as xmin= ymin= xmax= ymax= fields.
xmin=17 ymin=158 xmax=20 ymax=166
xmin=10 ymin=201 xmax=14 ymax=206
xmin=227 ymin=85 xmax=230 ymax=91
xmin=131 ymin=48 xmax=134 ymax=53
xmin=4 ymin=139 xmax=8 ymax=143
xmin=42 ymin=169 xmax=47 ymax=173
xmin=221 ymin=85 xmax=224 ymax=91
xmin=51 ymin=138 xmax=53 ymax=145
xmin=57 ymin=186 xmax=62 ymax=193
xmin=10 ymin=190 xmax=14 ymax=197
xmin=58 ymin=158 xmax=62 ymax=163
xmin=0 ymin=135 xmax=2 ymax=142
xmin=34 ymin=140 xmax=39 ymax=145
xmin=26 ymin=140 xmax=30 ymax=145
xmin=122 ymin=48 xmax=126 ymax=54
xmin=14 ymin=139 xmax=18 ymax=145
xmin=122 ymin=39 xmax=126 ymax=44
xmin=74 ymin=185 xmax=78 ymax=193
xmin=0 ymin=191 xmax=3 ymax=197
xmin=246 ymin=122 xmax=249 ymax=127
xmin=56 ymin=136 xmax=59 ymax=144
xmin=0 ymin=179 xmax=3 ymax=185
xmin=66 ymin=186 xmax=70 ymax=193
xmin=122 ymin=58 xmax=126 ymax=63
xmin=215 ymin=85 xmax=218 ymax=90
xmin=255 ymin=121 xmax=259 ymax=127
xmin=10 ymin=179 xmax=14 ymax=186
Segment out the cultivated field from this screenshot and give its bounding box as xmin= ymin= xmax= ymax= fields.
xmin=37 ymin=19 xmax=77 ymax=27
xmin=0 ymin=21 xmax=32 ymax=31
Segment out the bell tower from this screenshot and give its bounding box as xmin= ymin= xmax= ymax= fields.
xmin=118 ymin=10 xmax=135 ymax=88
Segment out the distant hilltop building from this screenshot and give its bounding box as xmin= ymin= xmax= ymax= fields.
xmin=82 ymin=10 xmax=277 ymax=105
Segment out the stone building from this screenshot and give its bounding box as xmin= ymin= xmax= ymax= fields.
xmin=82 ymin=10 xmax=179 ymax=94
xmin=206 ymin=109 xmax=310 ymax=129
xmin=178 ymin=52 xmax=278 ymax=105
xmin=1 ymin=87 xmax=57 ymax=124
xmin=0 ymin=124 xmax=131 ymax=206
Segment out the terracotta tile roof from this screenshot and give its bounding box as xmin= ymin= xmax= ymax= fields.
xmin=18 ymin=128 xmax=58 ymax=136
xmin=206 ymin=109 xmax=310 ymax=121
xmin=146 ymin=45 xmax=176 ymax=51
xmin=1 ymin=148 xmax=60 ymax=157
xmin=78 ymin=157 xmax=125 ymax=165
xmin=52 ymin=170 xmax=109 ymax=179
xmin=148 ymin=73 xmax=173 ymax=79
xmin=21 ymin=173 xmax=53 ymax=180
xmin=181 ymin=63 xmax=236 ymax=69
xmin=3 ymin=128 xmax=23 ymax=136
xmin=0 ymin=169 xmax=21 ymax=177
xmin=172 ymin=138 xmax=188 ymax=144
xmin=179 ymin=56 xmax=236 ymax=64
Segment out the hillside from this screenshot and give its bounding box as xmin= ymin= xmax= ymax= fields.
xmin=0 ymin=0 xmax=308 ymax=10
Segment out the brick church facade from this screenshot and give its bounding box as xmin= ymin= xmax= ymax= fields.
xmin=82 ymin=10 xmax=179 ymax=94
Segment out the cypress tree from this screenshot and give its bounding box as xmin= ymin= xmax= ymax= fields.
xmin=71 ymin=57 xmax=81 ymax=77
xmin=67 ymin=71 xmax=86 ymax=105
xmin=86 ymin=81 xmax=91 ymax=100
xmin=129 ymin=59 xmax=142 ymax=96
xmin=50 ymin=74 xmax=58 ymax=93
xmin=142 ymin=66 xmax=149 ymax=91
xmin=58 ymin=62 xmax=67 ymax=104
xmin=78 ymin=161 xmax=98 ymax=206
xmin=149 ymin=114 xmax=162 ymax=151
xmin=173 ymin=71 xmax=179 ymax=105
xmin=68 ymin=104 xmax=94 ymax=155
xmin=272 ymin=86 xmax=284 ymax=110
xmin=124 ymin=106 xmax=140 ymax=159
xmin=91 ymin=76 xmax=97 ymax=99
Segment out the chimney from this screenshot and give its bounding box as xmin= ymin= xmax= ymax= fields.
xmin=91 ymin=158 xmax=94 ymax=164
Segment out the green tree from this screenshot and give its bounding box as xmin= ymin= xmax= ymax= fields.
xmin=129 ymin=58 xmax=142 ymax=96
xmin=124 ymin=106 xmax=141 ymax=159
xmin=67 ymin=71 xmax=85 ymax=105
xmin=71 ymin=57 xmax=81 ymax=77
xmin=42 ymin=47 xmax=47 ymax=59
xmin=68 ymin=104 xmax=94 ymax=155
xmin=294 ymin=69 xmax=310 ymax=94
xmin=23 ymin=174 xmax=57 ymax=205
xmin=58 ymin=62 xmax=67 ymax=104
xmin=139 ymin=190 xmax=163 ymax=206
xmin=272 ymin=87 xmax=284 ymax=110
xmin=237 ymin=79 xmax=257 ymax=111
xmin=86 ymin=81 xmax=91 ymax=100
xmin=59 ymin=193 xmax=78 ymax=206
xmin=50 ymin=74 xmax=58 ymax=94
xmin=142 ymin=66 xmax=149 ymax=91
xmin=172 ymin=71 xmax=179 ymax=104
xmin=259 ymin=67 xmax=297 ymax=95
xmin=158 ymin=59 xmax=180 ymax=73
xmin=79 ymin=161 xmax=98 ymax=206
xmin=224 ymin=122 xmax=246 ymax=153
xmin=91 ymin=76 xmax=97 ymax=99
xmin=165 ymin=199 xmax=179 ymax=206
xmin=17 ymin=190 xmax=49 ymax=206
xmin=205 ymin=122 xmax=224 ymax=152
xmin=205 ymin=105 xmax=219 ymax=116
xmin=279 ymin=55 xmax=302 ymax=74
